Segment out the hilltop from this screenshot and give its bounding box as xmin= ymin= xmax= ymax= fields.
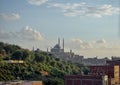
xmin=0 ymin=42 xmax=88 ymax=85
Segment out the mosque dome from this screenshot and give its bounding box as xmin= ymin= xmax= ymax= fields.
xmin=54 ymin=44 xmax=60 ymax=49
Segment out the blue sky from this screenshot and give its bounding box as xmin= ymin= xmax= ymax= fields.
xmin=0 ymin=0 xmax=120 ymax=58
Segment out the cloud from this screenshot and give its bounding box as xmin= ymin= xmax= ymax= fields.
xmin=96 ymin=39 xmax=106 ymax=44
xmin=27 ymin=0 xmax=48 ymax=6
xmin=48 ymin=2 xmax=86 ymax=10
xmin=65 ymin=38 xmax=120 ymax=57
xmin=0 ymin=13 xmax=20 ymax=20
xmin=0 ymin=26 xmax=43 ymax=41
xmin=85 ymin=5 xmax=120 ymax=18
xmin=66 ymin=39 xmax=93 ymax=50
xmin=48 ymin=2 xmax=120 ymax=18
xmin=21 ymin=26 xmax=43 ymax=41
xmin=66 ymin=38 xmax=120 ymax=50
xmin=72 ymin=39 xmax=83 ymax=44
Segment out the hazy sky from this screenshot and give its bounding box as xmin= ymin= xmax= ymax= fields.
xmin=0 ymin=0 xmax=120 ymax=58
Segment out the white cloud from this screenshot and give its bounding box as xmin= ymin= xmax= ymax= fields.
xmin=85 ymin=5 xmax=120 ymax=18
xmin=48 ymin=2 xmax=86 ymax=10
xmin=0 ymin=13 xmax=20 ymax=20
xmin=72 ymin=39 xmax=83 ymax=44
xmin=0 ymin=26 xmax=43 ymax=41
xmin=49 ymin=3 xmax=75 ymax=10
xmin=65 ymin=38 xmax=120 ymax=57
xmin=66 ymin=39 xmax=93 ymax=50
xmin=96 ymin=39 xmax=106 ymax=44
xmin=49 ymin=2 xmax=120 ymax=18
xmin=27 ymin=0 xmax=48 ymax=6
xmin=21 ymin=26 xmax=43 ymax=41
xmin=68 ymin=38 xmax=120 ymax=50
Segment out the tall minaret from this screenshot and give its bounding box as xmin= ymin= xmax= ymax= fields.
xmin=63 ymin=38 xmax=64 ymax=52
xmin=32 ymin=46 xmax=34 ymax=51
xmin=47 ymin=48 xmax=48 ymax=52
xmin=58 ymin=38 xmax=60 ymax=46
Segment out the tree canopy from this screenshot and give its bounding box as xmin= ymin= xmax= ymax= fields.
xmin=0 ymin=42 xmax=87 ymax=85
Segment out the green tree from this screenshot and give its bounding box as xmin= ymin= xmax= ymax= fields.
xmin=22 ymin=49 xmax=32 ymax=61
xmin=0 ymin=49 xmax=6 ymax=55
xmin=34 ymin=53 xmax=46 ymax=63
xmin=11 ymin=50 xmax=23 ymax=60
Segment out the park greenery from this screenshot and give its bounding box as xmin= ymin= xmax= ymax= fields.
xmin=0 ymin=42 xmax=88 ymax=85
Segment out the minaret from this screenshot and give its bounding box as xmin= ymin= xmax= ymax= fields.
xmin=58 ymin=38 xmax=60 ymax=46
xmin=32 ymin=46 xmax=34 ymax=51
xmin=47 ymin=48 xmax=48 ymax=52
xmin=63 ymin=38 xmax=64 ymax=52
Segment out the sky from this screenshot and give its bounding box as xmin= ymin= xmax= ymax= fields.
xmin=0 ymin=0 xmax=120 ymax=58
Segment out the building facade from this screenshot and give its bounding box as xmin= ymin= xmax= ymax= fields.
xmin=0 ymin=81 xmax=42 ymax=85
xmin=65 ymin=65 xmax=119 ymax=85
xmin=89 ymin=65 xmax=119 ymax=85
xmin=64 ymin=75 xmax=108 ymax=85
xmin=106 ymin=59 xmax=120 ymax=84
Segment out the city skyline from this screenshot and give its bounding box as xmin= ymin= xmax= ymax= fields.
xmin=0 ymin=0 xmax=120 ymax=58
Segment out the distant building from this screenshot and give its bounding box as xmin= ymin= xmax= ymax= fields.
xmin=51 ymin=38 xmax=64 ymax=53
xmin=64 ymin=75 xmax=108 ymax=85
xmin=4 ymin=60 xmax=24 ymax=64
xmin=0 ymin=81 xmax=42 ymax=85
xmin=82 ymin=57 xmax=109 ymax=66
xmin=50 ymin=38 xmax=83 ymax=63
xmin=64 ymin=62 xmax=120 ymax=85
xmin=106 ymin=60 xmax=120 ymax=66
xmin=106 ymin=59 xmax=120 ymax=83
xmin=24 ymin=81 xmax=42 ymax=85
xmin=88 ymin=65 xmax=119 ymax=85
xmin=111 ymin=56 xmax=120 ymax=61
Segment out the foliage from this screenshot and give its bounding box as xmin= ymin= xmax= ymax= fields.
xmin=0 ymin=42 xmax=85 ymax=85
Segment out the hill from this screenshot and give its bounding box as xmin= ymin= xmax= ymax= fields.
xmin=0 ymin=42 xmax=88 ymax=85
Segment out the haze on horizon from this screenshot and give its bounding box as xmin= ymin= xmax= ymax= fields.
xmin=0 ymin=0 xmax=120 ymax=58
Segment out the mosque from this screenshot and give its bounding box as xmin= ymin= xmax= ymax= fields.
xmin=50 ymin=38 xmax=84 ymax=63
xmin=51 ymin=38 xmax=64 ymax=53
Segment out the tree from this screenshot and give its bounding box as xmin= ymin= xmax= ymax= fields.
xmin=34 ymin=53 xmax=46 ymax=63
xmin=43 ymin=78 xmax=64 ymax=85
xmin=11 ymin=50 xmax=23 ymax=60
xmin=22 ymin=49 xmax=31 ymax=60
xmin=0 ymin=49 xmax=6 ymax=55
